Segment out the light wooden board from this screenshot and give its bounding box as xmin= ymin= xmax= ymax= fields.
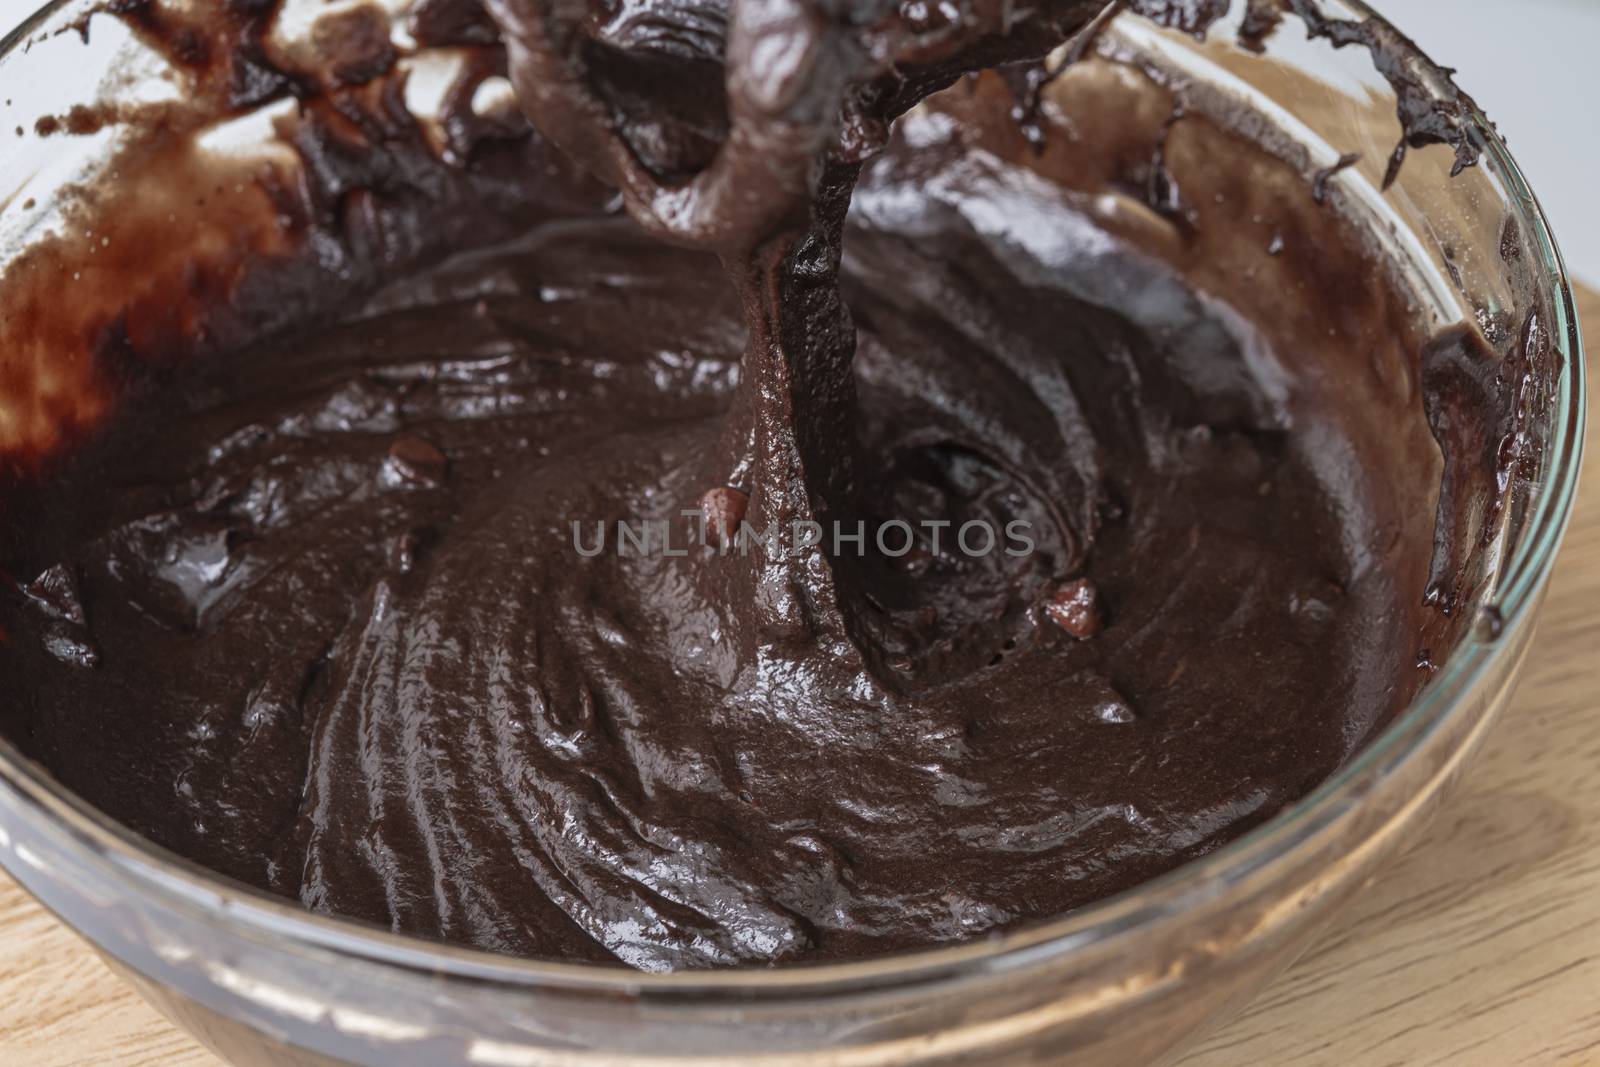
xmin=2 ymin=288 xmax=1596 ymax=1066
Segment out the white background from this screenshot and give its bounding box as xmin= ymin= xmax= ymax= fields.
xmin=1376 ymin=0 xmax=1598 ymax=284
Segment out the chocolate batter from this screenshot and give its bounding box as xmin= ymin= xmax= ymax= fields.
xmin=0 ymin=0 xmax=1531 ymax=970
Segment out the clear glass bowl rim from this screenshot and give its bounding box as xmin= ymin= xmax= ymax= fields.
xmin=0 ymin=0 xmax=1586 ymax=1004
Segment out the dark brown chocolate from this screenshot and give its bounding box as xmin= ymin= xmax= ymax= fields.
xmin=0 ymin=0 xmax=1522 ymax=971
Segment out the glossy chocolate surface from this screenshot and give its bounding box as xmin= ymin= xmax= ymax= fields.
xmin=0 ymin=0 xmax=1523 ymax=970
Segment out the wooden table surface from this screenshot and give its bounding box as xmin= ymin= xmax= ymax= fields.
xmin=2 ymin=288 xmax=1595 ymax=1066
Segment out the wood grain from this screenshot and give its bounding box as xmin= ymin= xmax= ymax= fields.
xmin=2 ymin=289 xmax=1595 ymax=1066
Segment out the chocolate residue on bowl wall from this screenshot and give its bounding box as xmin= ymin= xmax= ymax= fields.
xmin=0 ymin=0 xmax=605 ymax=473
xmin=0 ymin=0 xmax=1547 ymax=971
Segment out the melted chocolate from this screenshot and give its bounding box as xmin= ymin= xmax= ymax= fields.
xmin=0 ymin=1 xmax=1526 ymax=970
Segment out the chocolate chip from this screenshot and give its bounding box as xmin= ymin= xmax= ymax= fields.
xmin=1045 ymin=577 xmax=1102 ymax=639
xmin=23 ymin=563 xmax=88 ymax=626
xmin=698 ymin=486 xmax=748 ymax=548
xmin=21 ymin=565 xmax=98 ymax=668
xmin=383 ymin=436 xmax=448 ymax=488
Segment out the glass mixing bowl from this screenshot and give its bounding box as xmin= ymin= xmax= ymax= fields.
xmin=0 ymin=1 xmax=1585 ymax=1064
